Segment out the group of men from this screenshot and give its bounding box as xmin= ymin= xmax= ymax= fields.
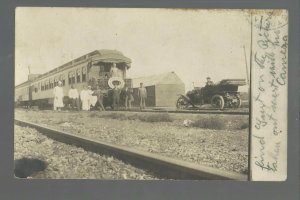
xmin=53 ymin=81 xmax=148 ymax=111
xmin=111 ymin=85 xmax=134 ymax=110
xmin=69 ymin=85 xmax=103 ymax=111
xmin=111 ymin=82 xmax=147 ymax=110
xmin=53 ymin=81 xmax=103 ymax=111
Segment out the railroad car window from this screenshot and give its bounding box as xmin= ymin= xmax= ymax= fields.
xmin=76 ymin=69 xmax=81 ymax=83
xmin=68 ymin=72 xmax=75 ymax=85
xmin=82 ymin=67 xmax=87 ymax=82
xmin=49 ymin=79 xmax=53 ymax=89
xmin=68 ymin=72 xmax=72 ymax=85
xmin=103 ymin=63 xmax=111 ymax=72
xmin=59 ymin=75 xmax=62 ymax=86
xmin=72 ymin=74 xmax=75 ymax=84
xmin=45 ymin=80 xmax=48 ymax=90
xmin=54 ymin=76 xmax=58 ymax=87
xmin=60 ymin=74 xmax=66 ymax=86
xmin=100 ymin=65 xmax=104 ymax=73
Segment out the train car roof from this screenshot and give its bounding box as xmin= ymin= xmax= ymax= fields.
xmin=15 ymin=80 xmax=31 ymax=89
xmin=92 ymin=49 xmax=131 ymax=67
xmin=15 ymin=49 xmax=131 ymax=87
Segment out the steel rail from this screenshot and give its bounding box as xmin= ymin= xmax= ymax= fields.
xmin=124 ymin=109 xmax=249 ymax=115
xmin=15 ymin=119 xmax=248 ymax=180
xmin=15 ymin=107 xmax=249 ymax=115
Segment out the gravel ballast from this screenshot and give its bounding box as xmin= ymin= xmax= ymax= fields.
xmin=14 ymin=125 xmax=160 ymax=179
xmin=15 ymin=109 xmax=249 ymax=174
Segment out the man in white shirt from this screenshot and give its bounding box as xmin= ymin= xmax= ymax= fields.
xmin=110 ymin=63 xmax=122 ymax=78
xmin=53 ymin=81 xmax=64 ymax=111
xmin=80 ymin=85 xmax=90 ymax=111
xmin=68 ymin=85 xmax=80 ymax=111
xmin=137 ymin=82 xmax=147 ymax=110
xmin=88 ymin=85 xmax=97 ymax=109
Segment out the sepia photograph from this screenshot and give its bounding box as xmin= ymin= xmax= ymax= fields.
xmin=14 ymin=8 xmax=287 ymax=180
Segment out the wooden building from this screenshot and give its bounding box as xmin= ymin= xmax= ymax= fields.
xmin=131 ymin=72 xmax=185 ymax=107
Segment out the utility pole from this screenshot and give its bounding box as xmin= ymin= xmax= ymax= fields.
xmin=28 ymin=65 xmax=31 ymax=75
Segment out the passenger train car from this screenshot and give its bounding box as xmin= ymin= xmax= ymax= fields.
xmin=15 ymin=50 xmax=132 ymax=108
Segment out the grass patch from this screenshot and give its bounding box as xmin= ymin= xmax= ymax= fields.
xmin=88 ymin=112 xmax=173 ymax=123
xmin=89 ymin=112 xmax=100 ymax=118
xmin=190 ymin=116 xmax=226 ymax=130
xmin=89 ymin=112 xmax=127 ymax=120
xmin=138 ymin=113 xmax=173 ymax=123
xmin=53 ymin=119 xmax=68 ymax=124
xmin=102 ymin=113 xmax=127 ymax=120
xmin=240 ymin=122 xmax=249 ymax=129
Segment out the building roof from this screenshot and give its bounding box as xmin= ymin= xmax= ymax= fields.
xmin=132 ymin=72 xmax=185 ymax=88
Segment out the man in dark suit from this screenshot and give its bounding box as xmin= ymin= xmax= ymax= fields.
xmin=93 ymin=85 xmax=105 ymax=111
xmin=112 ymin=84 xmax=121 ymax=110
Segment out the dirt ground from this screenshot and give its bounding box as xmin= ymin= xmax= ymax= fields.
xmin=15 ymin=109 xmax=249 ymax=174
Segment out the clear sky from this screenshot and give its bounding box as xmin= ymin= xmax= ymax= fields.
xmin=15 ymin=8 xmax=251 ymax=91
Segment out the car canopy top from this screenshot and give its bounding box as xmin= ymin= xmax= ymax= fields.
xmin=219 ymin=79 xmax=246 ymax=86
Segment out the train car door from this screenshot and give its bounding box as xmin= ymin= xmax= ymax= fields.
xmin=88 ymin=64 xmax=100 ymax=88
xmin=28 ymin=84 xmax=33 ymax=107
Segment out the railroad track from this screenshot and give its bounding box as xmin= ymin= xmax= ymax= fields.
xmin=126 ymin=109 xmax=249 ymax=115
xmin=15 ymin=119 xmax=248 ymax=180
xmin=17 ymin=107 xmax=249 ymax=115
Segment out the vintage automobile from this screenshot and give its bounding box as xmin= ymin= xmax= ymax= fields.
xmin=176 ymin=79 xmax=246 ymax=109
